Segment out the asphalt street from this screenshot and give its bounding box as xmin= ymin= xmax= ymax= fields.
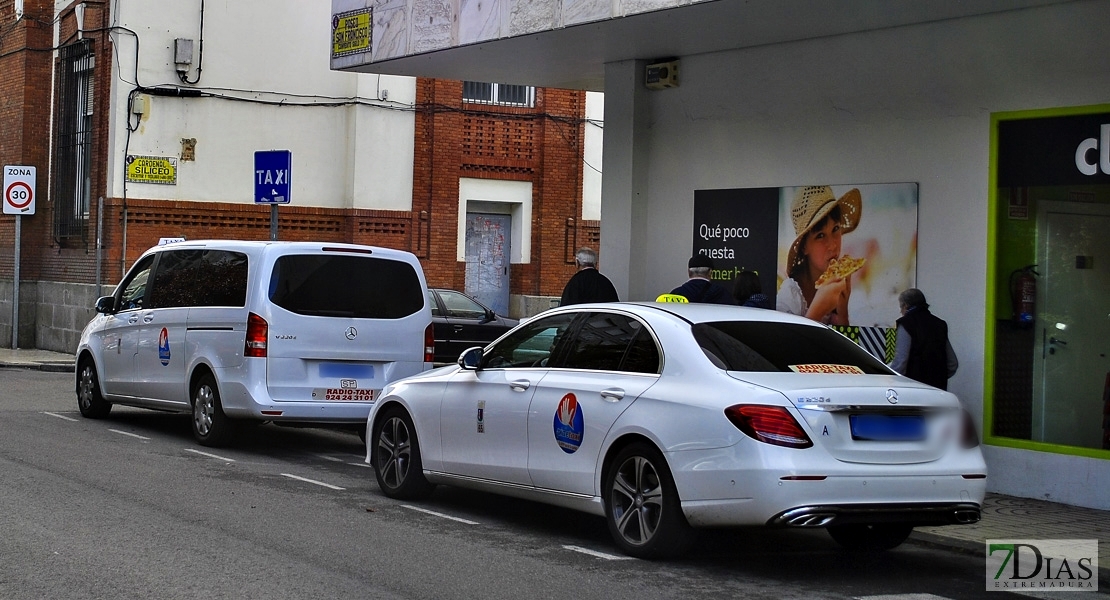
xmin=1 ymin=367 xmax=1103 ymax=599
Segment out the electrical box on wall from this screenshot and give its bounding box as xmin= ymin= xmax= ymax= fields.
xmin=174 ymin=38 xmax=194 ymax=72
xmin=645 ymin=60 xmax=679 ymax=90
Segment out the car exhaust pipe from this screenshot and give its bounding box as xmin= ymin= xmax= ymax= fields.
xmin=954 ymin=509 xmax=981 ymax=524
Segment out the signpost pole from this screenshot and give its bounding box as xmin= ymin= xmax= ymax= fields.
xmin=12 ymin=215 xmax=19 ymax=349
xmin=254 ymin=150 xmax=291 ymax=241
xmin=5 ymin=164 xmax=35 ymax=350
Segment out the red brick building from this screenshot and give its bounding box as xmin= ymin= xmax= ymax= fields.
xmin=0 ymin=0 xmax=598 ymax=351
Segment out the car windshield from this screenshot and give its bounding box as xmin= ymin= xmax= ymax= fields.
xmin=692 ymin=321 xmax=891 ymax=374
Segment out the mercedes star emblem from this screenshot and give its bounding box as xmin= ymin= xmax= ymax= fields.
xmin=886 ymin=389 xmax=899 ymax=404
xmin=344 ymin=326 xmax=357 ymax=340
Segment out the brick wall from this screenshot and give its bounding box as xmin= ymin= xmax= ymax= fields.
xmin=414 ymin=79 xmax=598 ymax=298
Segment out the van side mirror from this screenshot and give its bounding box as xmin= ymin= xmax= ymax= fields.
xmin=94 ymin=296 xmax=116 ymax=314
xmin=458 ymin=346 xmax=484 ymax=370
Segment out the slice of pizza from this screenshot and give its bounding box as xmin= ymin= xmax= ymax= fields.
xmin=815 ymin=255 xmax=866 ymax=287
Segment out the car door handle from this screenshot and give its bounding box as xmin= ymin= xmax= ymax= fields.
xmin=143 ymin=314 xmax=155 ymax=323
xmin=600 ymin=388 xmax=625 ymax=402
xmin=453 ymin=325 xmax=464 ymax=331
xmin=509 ymin=379 xmax=530 ymax=392
xmin=128 ymin=315 xmax=139 ymax=324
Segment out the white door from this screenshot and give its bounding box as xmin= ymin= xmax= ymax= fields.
xmin=439 ymin=368 xmax=540 ymax=485
xmin=438 ymin=311 xmax=578 ymax=485
xmin=98 ymin=254 xmax=156 ymax=399
xmin=1032 ymin=201 xmax=1110 ymax=449
xmin=527 ymin=311 xmax=660 ymax=495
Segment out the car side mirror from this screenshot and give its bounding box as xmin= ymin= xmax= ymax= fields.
xmin=479 ymin=309 xmax=495 ymax=325
xmin=458 ymin=346 xmax=484 ymax=370
xmin=94 ymin=296 xmax=116 ymax=314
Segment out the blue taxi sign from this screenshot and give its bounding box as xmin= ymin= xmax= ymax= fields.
xmin=254 ymin=150 xmax=291 ymax=204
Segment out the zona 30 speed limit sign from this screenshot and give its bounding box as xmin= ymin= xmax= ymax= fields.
xmin=4 ymin=165 xmax=36 ymax=215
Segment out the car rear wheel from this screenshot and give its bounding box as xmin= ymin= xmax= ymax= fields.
xmin=76 ymin=359 xmax=112 ymax=419
xmin=603 ymin=442 xmax=694 ymax=558
xmin=827 ymin=524 xmax=914 ymax=551
xmin=372 ymin=407 xmax=434 ymax=500
xmin=192 ymin=373 xmax=234 ymax=447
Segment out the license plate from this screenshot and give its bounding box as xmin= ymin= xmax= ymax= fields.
xmin=849 ymin=414 xmax=925 ymax=441
xmin=312 ymin=388 xmax=376 ymax=402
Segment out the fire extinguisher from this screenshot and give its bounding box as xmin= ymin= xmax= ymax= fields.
xmin=1009 ymin=265 xmax=1038 ymax=327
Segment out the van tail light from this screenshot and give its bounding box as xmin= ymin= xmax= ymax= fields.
xmin=725 ymin=405 xmax=813 ymax=449
xmin=424 ymin=323 xmax=435 ymax=363
xmin=245 ymin=312 xmax=268 ymax=358
xmin=961 ymin=409 xmax=980 ymax=448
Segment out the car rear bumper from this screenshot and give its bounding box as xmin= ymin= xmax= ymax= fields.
xmin=214 ymin=365 xmax=376 ymax=423
xmin=767 ymin=502 xmax=981 ymax=528
xmin=668 ymin=440 xmax=987 ymax=528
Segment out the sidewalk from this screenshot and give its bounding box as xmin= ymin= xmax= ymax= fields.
xmin=1 ymin=347 xmax=1107 ymax=584
xmin=0 ymin=347 xmax=75 ymax=372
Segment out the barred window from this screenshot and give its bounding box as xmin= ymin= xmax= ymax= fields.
xmin=52 ymin=40 xmax=95 ymax=242
xmin=462 ymin=81 xmax=534 ymax=107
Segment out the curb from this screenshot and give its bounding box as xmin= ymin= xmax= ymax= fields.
xmin=0 ymin=361 xmax=74 ymax=373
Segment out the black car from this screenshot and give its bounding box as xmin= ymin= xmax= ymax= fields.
xmin=427 ymin=289 xmax=519 ymax=364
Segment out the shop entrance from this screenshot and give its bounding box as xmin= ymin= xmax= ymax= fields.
xmin=1032 ymin=201 xmax=1110 ymax=448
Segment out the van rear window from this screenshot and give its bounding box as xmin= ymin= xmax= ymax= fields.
xmin=269 ymin=254 xmax=424 ymax=319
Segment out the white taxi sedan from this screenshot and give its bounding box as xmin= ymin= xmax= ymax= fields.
xmin=364 ymin=302 xmax=986 ymax=558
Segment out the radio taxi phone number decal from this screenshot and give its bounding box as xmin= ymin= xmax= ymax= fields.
xmin=312 ymin=389 xmax=375 ymax=401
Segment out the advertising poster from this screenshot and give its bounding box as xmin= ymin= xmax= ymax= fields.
xmin=691 ymin=187 xmax=780 ymax=303
xmin=694 ymin=182 xmax=919 ymax=360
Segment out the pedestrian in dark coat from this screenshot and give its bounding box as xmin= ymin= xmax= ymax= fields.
xmin=560 ymin=247 xmax=619 ymax=306
xmin=669 ymin=255 xmax=736 ymax=305
xmin=732 ymin=270 xmax=771 ymax=308
xmin=888 ymin=288 xmax=959 ymax=390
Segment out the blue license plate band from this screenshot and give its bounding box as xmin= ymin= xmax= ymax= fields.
xmin=849 ymin=414 xmax=925 ymax=441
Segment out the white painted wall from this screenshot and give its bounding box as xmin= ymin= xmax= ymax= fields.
xmin=602 ymin=1 xmax=1110 ymax=508
xmin=105 ymin=0 xmax=415 ymax=210
xmin=582 ymin=91 xmax=604 ymax=221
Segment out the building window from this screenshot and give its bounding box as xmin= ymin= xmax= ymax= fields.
xmin=52 ymin=40 xmax=95 ymax=242
xmin=462 ymin=81 xmax=534 ymax=107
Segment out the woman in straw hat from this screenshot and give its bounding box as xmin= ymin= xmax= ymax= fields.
xmin=777 ymin=186 xmax=862 ymax=325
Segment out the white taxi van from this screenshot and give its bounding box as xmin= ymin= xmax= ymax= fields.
xmin=75 ymin=240 xmax=433 ymax=446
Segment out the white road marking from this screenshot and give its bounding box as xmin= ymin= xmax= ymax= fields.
xmin=281 ymin=473 xmax=345 ymax=490
xmin=856 ymin=590 xmax=954 ymax=594
xmin=43 ymin=412 xmax=78 ymax=422
xmin=562 ymin=545 xmax=634 ymax=561
xmin=109 ymin=429 xmax=150 ymax=441
xmin=401 ymin=505 xmax=480 ymax=525
xmin=349 ymin=462 xmax=371 ymax=468
xmin=185 ymin=448 xmax=235 ymax=462
xmin=316 ymin=454 xmax=343 ymax=462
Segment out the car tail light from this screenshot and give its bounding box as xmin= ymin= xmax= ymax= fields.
xmin=961 ymin=409 xmax=980 ymax=448
xmin=424 ymin=323 xmax=435 ymax=363
xmin=245 ymin=312 xmax=268 ymax=358
xmin=725 ymin=405 xmax=813 ymax=449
